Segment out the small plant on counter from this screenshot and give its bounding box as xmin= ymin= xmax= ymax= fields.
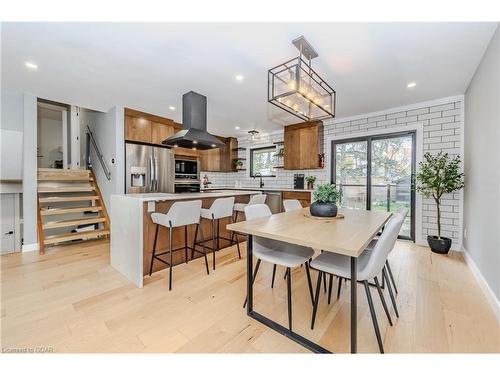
xmin=415 ymin=151 xmax=464 ymax=254
xmin=310 ymin=183 xmax=342 ymax=217
xmin=305 ymin=175 xmax=317 ymax=190
xmin=234 ymin=159 xmax=243 ymax=169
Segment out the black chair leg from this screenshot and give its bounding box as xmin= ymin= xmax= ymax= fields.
xmin=230 ymin=214 xmax=241 ymax=259
xmin=286 ymin=266 xmax=292 ymax=331
xmin=304 ymin=262 xmax=314 ymax=306
xmin=230 ymin=211 xmax=238 ymax=244
xmin=198 ymin=222 xmax=209 ymax=275
xmin=386 ymin=260 xmax=398 ymax=294
xmin=328 ymin=274 xmax=333 ymax=304
xmin=337 ymin=277 xmax=342 ymax=299
xmin=364 ymin=280 xmax=384 ymax=354
xmin=283 ymin=268 xmax=288 ymax=280
xmin=191 ymin=223 xmax=199 ymax=260
xmin=271 ymin=264 xmax=277 ymax=288
xmin=168 ymin=226 xmax=173 ymax=291
xmin=374 ymin=276 xmax=392 ymax=326
xmin=149 ymin=224 xmax=159 ymax=276
xmin=311 ymin=271 xmax=323 ymax=330
xmin=383 ymin=267 xmax=399 ymax=318
xmin=212 ymin=218 xmax=216 ymax=270
xmin=243 ymin=259 xmax=261 ymax=308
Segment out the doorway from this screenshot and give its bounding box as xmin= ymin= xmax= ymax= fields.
xmin=331 ymin=131 xmax=416 ymax=240
xmin=37 ymin=102 xmax=68 ymax=169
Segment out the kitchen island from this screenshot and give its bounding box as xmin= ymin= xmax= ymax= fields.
xmin=110 ymin=190 xmax=260 ymax=287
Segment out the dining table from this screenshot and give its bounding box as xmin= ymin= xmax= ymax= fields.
xmin=227 ymin=207 xmax=392 ymax=353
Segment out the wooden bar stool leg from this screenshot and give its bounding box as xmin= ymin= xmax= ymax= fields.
xmin=149 ymin=224 xmax=159 ymax=276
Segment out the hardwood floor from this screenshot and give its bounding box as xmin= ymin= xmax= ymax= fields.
xmin=1 ymin=239 xmax=498 ymax=353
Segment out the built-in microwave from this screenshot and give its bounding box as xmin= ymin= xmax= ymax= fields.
xmin=174 ymin=158 xmax=198 ymax=176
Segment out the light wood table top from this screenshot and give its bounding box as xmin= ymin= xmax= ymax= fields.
xmin=227 ymin=207 xmax=392 ymax=258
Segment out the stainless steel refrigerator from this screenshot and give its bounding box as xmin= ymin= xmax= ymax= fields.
xmin=125 ymin=142 xmax=175 ymax=194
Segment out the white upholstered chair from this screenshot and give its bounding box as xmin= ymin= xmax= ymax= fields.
xmin=309 ymin=212 xmax=405 ymax=353
xmin=149 ymin=200 xmax=208 ymax=291
xmin=283 ymin=199 xmax=303 ymax=212
xmin=243 ymin=204 xmax=315 ymax=331
xmin=231 ymin=194 xmax=267 ymax=243
xmin=194 ymin=197 xmax=241 ymax=270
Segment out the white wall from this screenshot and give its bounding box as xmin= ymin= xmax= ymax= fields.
xmin=204 ymin=95 xmax=464 ymax=249
xmin=88 ymin=106 xmax=124 ymax=212
xmin=464 ymin=25 xmax=500 ymax=303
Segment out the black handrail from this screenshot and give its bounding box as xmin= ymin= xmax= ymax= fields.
xmin=86 ymin=125 xmax=111 ymax=180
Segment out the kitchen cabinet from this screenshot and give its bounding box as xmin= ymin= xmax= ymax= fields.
xmin=125 ymin=115 xmax=152 ymax=143
xmin=284 ymin=121 xmax=324 ymax=170
xmin=282 ymin=191 xmax=312 ymax=208
xmin=199 ymin=137 xmax=238 ymax=172
xmin=151 ymin=121 xmax=175 ymax=145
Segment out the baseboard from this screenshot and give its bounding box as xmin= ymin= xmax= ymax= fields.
xmin=462 ymin=246 xmax=500 ymax=321
xmin=21 ymin=243 xmax=39 ymax=252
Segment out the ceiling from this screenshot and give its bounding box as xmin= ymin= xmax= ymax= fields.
xmin=1 ymin=22 xmax=497 ymax=137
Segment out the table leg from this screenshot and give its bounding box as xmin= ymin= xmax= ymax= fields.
xmin=247 ymin=234 xmax=253 ymax=314
xmin=350 ymin=256 xmax=357 ymax=354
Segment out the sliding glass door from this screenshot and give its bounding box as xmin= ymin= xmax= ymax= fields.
xmin=332 ymin=131 xmax=415 ymax=240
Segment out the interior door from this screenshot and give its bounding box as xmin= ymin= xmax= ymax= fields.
xmin=1 ymin=194 xmax=16 ymax=254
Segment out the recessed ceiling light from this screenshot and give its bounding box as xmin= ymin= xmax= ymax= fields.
xmin=25 ymin=61 xmax=38 ymax=70
xmin=168 ymin=106 xmax=176 ymax=111
xmin=407 ymin=82 xmax=417 ymax=88
xmin=235 ymin=74 xmax=244 ymax=82
xmin=235 ymin=126 xmax=240 ymax=130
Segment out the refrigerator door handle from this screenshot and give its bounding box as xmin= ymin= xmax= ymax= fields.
xmin=154 ymin=155 xmax=159 ymax=191
xmin=149 ymin=154 xmax=154 ymax=191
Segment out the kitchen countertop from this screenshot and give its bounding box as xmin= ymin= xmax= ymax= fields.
xmin=112 ymin=190 xmax=262 ymax=202
xmin=200 ymin=186 xmax=314 ymax=193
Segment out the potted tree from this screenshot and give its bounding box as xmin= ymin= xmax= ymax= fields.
xmin=305 ymin=175 xmax=317 ymax=190
xmin=415 ymin=152 xmax=464 ymax=254
xmin=310 ymin=183 xmax=342 ymax=217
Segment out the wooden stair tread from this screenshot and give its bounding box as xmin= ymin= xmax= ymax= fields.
xmin=38 ymin=168 xmax=90 ymax=180
xmin=39 ymin=195 xmax=100 ymax=203
xmin=41 ymin=206 xmax=103 ymax=216
xmin=44 ymin=229 xmax=110 ymax=245
xmin=38 ymin=186 xmax=95 ymax=193
xmin=43 ymin=217 xmax=106 ymax=229
xmin=38 ymin=176 xmax=93 ymax=181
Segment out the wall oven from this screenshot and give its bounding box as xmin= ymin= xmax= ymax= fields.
xmin=174 ymin=157 xmax=200 ymax=193
xmin=174 ymin=183 xmax=201 ymax=193
xmin=175 ymin=158 xmax=198 ymax=176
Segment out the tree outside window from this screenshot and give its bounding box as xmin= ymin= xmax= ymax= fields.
xmin=250 ymin=146 xmax=276 ymax=177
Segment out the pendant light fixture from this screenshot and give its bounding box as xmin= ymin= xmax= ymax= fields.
xmin=248 ymin=129 xmax=259 ymax=141
xmin=268 ymin=35 xmax=336 ymax=122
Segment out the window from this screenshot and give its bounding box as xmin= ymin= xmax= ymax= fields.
xmin=250 ymin=146 xmax=276 ymax=177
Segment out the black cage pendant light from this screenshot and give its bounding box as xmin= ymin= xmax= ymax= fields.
xmin=268 ymin=35 xmax=336 ymax=122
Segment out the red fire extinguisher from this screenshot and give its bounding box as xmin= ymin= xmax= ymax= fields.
xmin=318 ymin=153 xmax=325 ymax=168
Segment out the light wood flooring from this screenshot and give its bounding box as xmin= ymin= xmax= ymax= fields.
xmin=1 ymin=239 xmax=498 ymax=353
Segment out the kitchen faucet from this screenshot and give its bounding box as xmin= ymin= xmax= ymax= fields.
xmin=254 ymin=172 xmax=264 ymax=188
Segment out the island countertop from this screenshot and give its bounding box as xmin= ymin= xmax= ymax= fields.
xmin=112 ymin=190 xmax=262 ymax=202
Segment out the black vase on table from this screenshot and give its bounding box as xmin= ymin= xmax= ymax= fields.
xmin=310 ymin=202 xmax=338 ymax=217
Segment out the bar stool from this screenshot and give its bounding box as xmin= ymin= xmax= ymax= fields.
xmin=148 ymin=200 xmax=209 ymax=291
xmin=194 ymin=197 xmax=240 ymax=270
xmin=231 ymin=194 xmax=267 ymax=243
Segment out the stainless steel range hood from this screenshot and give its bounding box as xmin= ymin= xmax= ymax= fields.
xmin=162 ymin=91 xmax=225 ymax=150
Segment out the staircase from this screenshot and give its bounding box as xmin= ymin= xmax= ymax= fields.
xmin=37 ymin=168 xmax=110 ymax=254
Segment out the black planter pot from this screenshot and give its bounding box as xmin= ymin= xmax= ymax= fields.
xmin=427 ymin=235 xmax=452 ymax=254
xmin=310 ymin=202 xmax=338 ymax=217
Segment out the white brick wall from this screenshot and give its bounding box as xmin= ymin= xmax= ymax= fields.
xmin=203 ymin=96 xmax=464 ymax=247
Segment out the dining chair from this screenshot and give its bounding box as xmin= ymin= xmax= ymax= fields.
xmin=309 ymin=213 xmax=405 ymax=353
xmin=231 ymin=194 xmax=267 ymax=243
xmin=149 ymin=200 xmax=209 ymax=290
xmin=242 ymin=204 xmax=315 ymax=331
xmin=194 ymin=196 xmax=241 ymax=270
xmin=283 ymin=199 xmax=302 ymax=212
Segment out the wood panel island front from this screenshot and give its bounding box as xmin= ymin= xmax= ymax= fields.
xmin=110 ymin=190 xmax=260 ymax=287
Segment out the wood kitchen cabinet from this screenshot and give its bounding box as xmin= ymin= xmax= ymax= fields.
xmin=151 ymin=121 xmax=175 ymax=145
xmin=284 ymin=121 xmax=324 ymax=170
xmin=199 ymin=137 xmax=238 ymax=172
xmin=125 ymin=115 xmax=152 ymax=143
